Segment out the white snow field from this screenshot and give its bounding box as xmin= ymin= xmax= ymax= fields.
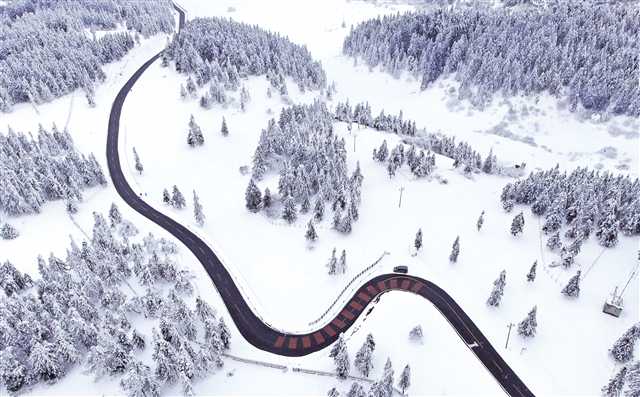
xmin=1 ymin=0 xmax=638 ymax=396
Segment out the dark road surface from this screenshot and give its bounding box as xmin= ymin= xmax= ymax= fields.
xmin=105 ymin=4 xmax=534 ymax=396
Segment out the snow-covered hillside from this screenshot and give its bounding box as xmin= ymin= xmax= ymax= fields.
xmin=1 ymin=0 xmax=638 ymax=396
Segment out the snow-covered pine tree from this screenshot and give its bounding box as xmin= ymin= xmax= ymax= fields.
xmin=120 ymin=361 xmax=159 ymax=397
xmin=133 ymin=147 xmax=144 ymax=175
xmin=398 ymin=364 xmax=411 ymax=394
xmin=263 ymin=188 xmax=272 ymax=209
xmin=327 ymin=248 xmax=338 ymax=275
xmin=1 ymin=223 xmax=19 ymax=240
xmin=245 ymin=179 xmax=262 ymax=212
xmin=354 ymin=337 xmax=374 ymax=377
xmin=282 ymin=196 xmax=298 ymax=224
xmin=526 ymin=261 xmax=537 ymax=282
xmin=338 ymin=250 xmax=347 ymax=274
xmin=601 ymin=366 xmax=627 ymax=397
xmin=625 ymin=361 xmax=640 ymax=396
xmin=221 ymin=117 xmax=229 ymax=137
xmin=561 ymin=270 xmax=581 ymax=298
xmin=597 ymin=210 xmax=619 ymax=248
xmin=314 ymin=197 xmax=325 ymax=221
xmin=409 ymin=325 xmax=423 ymax=343
xmin=193 ymin=190 xmax=205 ymax=226
xmin=610 ymin=324 xmax=640 ymax=363
xmin=414 ymin=228 xmax=423 ymax=252
xmin=347 ymin=382 xmax=366 ymax=397
xmin=517 ymin=306 xmax=537 ymax=337
xmin=560 ymin=247 xmax=576 ymax=269
xmin=477 ymin=210 xmax=485 ymax=231
xmin=171 ymin=186 xmax=186 ymax=209
xmin=546 ymin=231 xmax=561 ymax=251
xmin=449 ymin=236 xmax=460 ymax=263
xmin=370 ymin=358 xmax=394 ymax=397
xmin=305 ymin=220 xmax=318 ymax=242
xmin=487 ymin=270 xmax=507 ymax=307
xmin=187 ymin=115 xmax=205 ymax=147
xmin=511 ymin=212 xmax=525 ymax=236
xmin=328 ymin=387 xmax=340 ymax=397
xmin=218 ymin=317 xmax=231 ymax=350
xmin=163 ymin=188 xmax=171 ymax=205
xmin=329 ymin=333 xmax=350 ymax=379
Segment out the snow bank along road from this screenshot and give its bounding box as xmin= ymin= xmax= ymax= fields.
xmin=105 ymin=4 xmax=534 ymax=396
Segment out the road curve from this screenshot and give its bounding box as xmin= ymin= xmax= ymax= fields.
xmin=106 ymin=5 xmax=534 ymax=397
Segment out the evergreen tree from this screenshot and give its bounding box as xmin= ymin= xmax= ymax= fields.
xmin=193 ymin=190 xmax=205 ymax=226
xmin=328 ymin=387 xmax=340 ymax=397
xmin=561 ymin=270 xmax=581 ymax=298
xmin=526 ymin=261 xmax=537 ymax=282
xmin=29 ymin=340 xmax=61 ymax=382
xmin=109 ymin=203 xmax=122 ymax=227
xmin=263 ymin=188 xmax=272 ymax=209
xmin=355 ymin=337 xmax=374 ymax=377
xmin=180 ymin=84 xmax=187 ymax=99
xmin=338 ymin=250 xmax=347 ymax=274
xmin=610 ymin=324 xmax=640 ymax=363
xmin=449 ymin=236 xmax=460 ymax=263
xmin=327 ymin=248 xmax=338 ymax=275
xmin=314 ymin=197 xmax=325 ymax=221
xmin=245 ymin=179 xmax=262 ymax=212
xmin=477 ymin=210 xmax=485 ymax=231
xmin=162 ymin=188 xmax=171 ymax=205
xmin=414 ymin=228 xmax=423 ymax=251
xmin=625 ymin=361 xmax=640 ymax=397
xmin=487 ymin=270 xmax=507 ymax=307
xmin=329 ymin=334 xmax=350 ymax=379
xmin=601 ymin=366 xmax=627 ymax=397
xmin=133 ymin=147 xmax=144 ymax=175
xmin=560 ymin=246 xmax=576 ymax=269
xmin=221 ymin=117 xmax=229 ymax=137
xmin=409 ymin=325 xmax=423 ymax=343
xmin=398 ymin=364 xmax=411 ymax=394
xmin=282 ymin=196 xmax=298 ymax=223
xmin=369 ymin=358 xmax=394 ymax=397
xmin=0 ymin=223 xmax=19 ymax=240
xmin=597 ymin=211 xmax=619 ymax=248
xmin=517 ymin=306 xmax=538 ymax=337
xmin=511 ymin=212 xmax=525 ymax=236
xmin=120 ymin=361 xmax=160 ymax=397
xmin=171 ymin=186 xmax=186 ymax=209
xmin=546 ymin=232 xmax=561 ymax=251
xmin=218 ymin=317 xmax=231 ymax=350
xmin=305 ymin=220 xmax=318 ymax=242
xmin=187 ymin=115 xmax=205 ymax=147
xmin=347 ymin=382 xmax=366 ymax=397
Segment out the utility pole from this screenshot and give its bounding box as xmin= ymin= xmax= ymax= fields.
xmin=398 ymin=186 xmax=405 ymax=209
xmin=353 ymin=133 xmax=357 ymax=153
xmin=505 ymin=322 xmax=514 ymax=349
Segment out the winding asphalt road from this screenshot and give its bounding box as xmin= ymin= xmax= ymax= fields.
xmin=106 ymin=4 xmax=534 ymax=397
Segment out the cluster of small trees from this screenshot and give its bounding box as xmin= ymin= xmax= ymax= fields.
xmin=329 ymin=333 xmax=411 ymax=396
xmin=0 ymin=125 xmax=107 ymax=218
xmin=334 ymin=100 xmax=501 ymax=173
xmin=373 ymin=140 xmax=436 ymax=179
xmin=0 ymin=208 xmax=229 ymax=395
xmin=248 ymin=102 xmax=364 ymax=235
xmin=165 ymin=17 xmax=326 ymax=103
xmin=342 ymin=5 xmax=640 ymax=116
xmin=326 ymin=248 xmax=347 ymax=275
xmin=335 ymin=101 xmax=417 ymax=136
xmin=501 ymin=167 xmax=640 ymax=254
xmin=0 ymin=0 xmax=175 ymax=110
xmin=161 ymin=186 xmax=206 ymax=226
xmin=602 ymin=324 xmax=640 ymax=396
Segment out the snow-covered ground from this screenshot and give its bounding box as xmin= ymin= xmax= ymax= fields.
xmin=2 ymin=0 xmax=638 ymax=396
